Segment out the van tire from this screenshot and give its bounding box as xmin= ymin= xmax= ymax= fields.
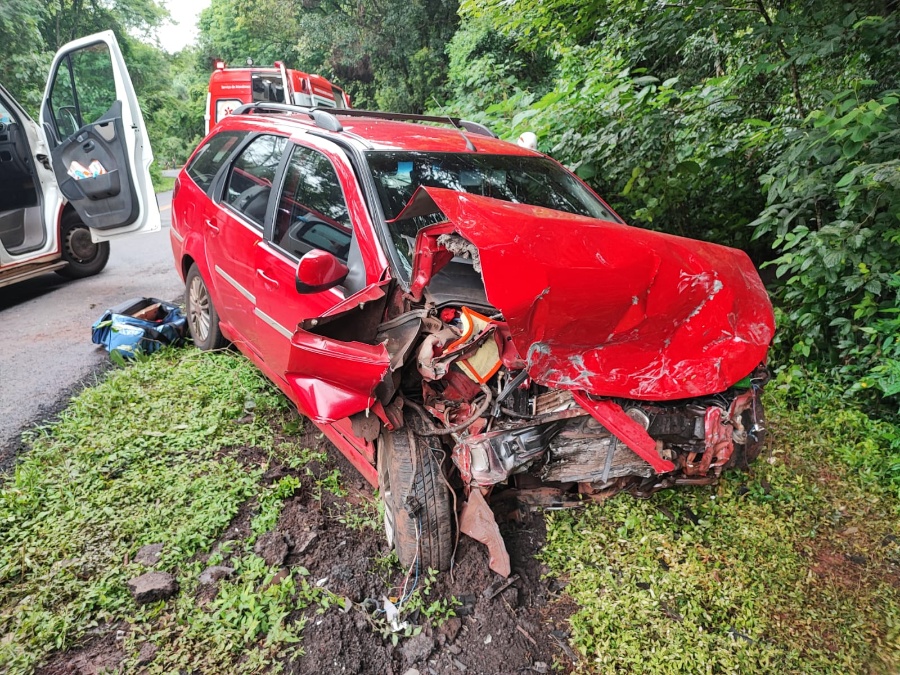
xmin=56 ymin=213 xmax=110 ymax=279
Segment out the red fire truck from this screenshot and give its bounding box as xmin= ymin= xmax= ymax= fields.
xmin=205 ymin=60 xmax=350 ymax=134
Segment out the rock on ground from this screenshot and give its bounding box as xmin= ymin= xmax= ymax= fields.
xmin=136 ymin=642 xmax=158 ymax=665
xmin=254 ymin=531 xmax=289 ymax=566
xmin=133 ymin=543 xmax=164 ymax=566
xmin=401 ymin=631 xmax=435 ymax=665
xmin=127 ymin=572 xmax=178 ymax=604
xmin=199 ymin=565 xmax=234 ymax=585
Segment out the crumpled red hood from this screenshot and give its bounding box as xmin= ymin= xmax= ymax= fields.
xmin=402 ymin=187 xmax=775 ymax=401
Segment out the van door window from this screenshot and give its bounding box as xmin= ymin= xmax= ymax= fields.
xmin=47 ymin=42 xmax=116 ymax=140
xmin=272 ymin=145 xmax=352 ymax=262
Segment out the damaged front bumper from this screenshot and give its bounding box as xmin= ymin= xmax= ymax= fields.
xmin=450 ymin=376 xmax=767 ymax=492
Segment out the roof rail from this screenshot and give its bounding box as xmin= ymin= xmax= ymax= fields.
xmin=231 ymin=102 xmax=499 ymax=140
xmin=320 ymin=108 xmax=499 ymax=138
xmin=232 ymin=102 xmax=343 ymax=133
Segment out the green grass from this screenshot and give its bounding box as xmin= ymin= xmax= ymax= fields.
xmin=153 ymin=175 xmax=176 ymax=193
xmin=542 ymin=391 xmax=900 ymax=674
xmin=0 ymin=350 xmax=301 ymax=672
xmin=0 ymin=349 xmax=453 ymax=673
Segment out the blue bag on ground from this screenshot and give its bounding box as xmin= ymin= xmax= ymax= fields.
xmin=91 ymin=297 xmax=187 ymax=359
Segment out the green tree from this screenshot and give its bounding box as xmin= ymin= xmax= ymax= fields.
xmin=41 ymin=0 xmax=167 ymax=51
xmin=224 ymin=0 xmax=459 ymax=111
xmin=0 ymin=0 xmax=49 ymax=111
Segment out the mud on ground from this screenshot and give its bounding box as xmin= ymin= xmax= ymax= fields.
xmin=35 ymin=427 xmax=576 ymax=675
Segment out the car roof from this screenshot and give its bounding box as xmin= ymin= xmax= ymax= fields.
xmin=214 ymin=110 xmax=541 ymax=156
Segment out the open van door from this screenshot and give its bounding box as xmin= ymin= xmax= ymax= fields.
xmin=39 ymin=31 xmax=160 ymax=240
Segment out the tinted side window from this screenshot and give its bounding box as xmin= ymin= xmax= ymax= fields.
xmin=225 ymin=134 xmax=288 ymax=226
xmin=186 ymin=132 xmax=244 ymax=193
xmin=273 ymin=145 xmax=352 ymax=262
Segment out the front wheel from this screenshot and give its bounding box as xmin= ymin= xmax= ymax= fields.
xmin=55 ymin=213 xmax=110 ymax=279
xmin=185 ymin=264 xmax=228 ymax=350
xmin=377 ymin=417 xmax=453 ymax=571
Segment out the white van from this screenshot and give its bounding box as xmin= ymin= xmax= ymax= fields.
xmin=0 ymin=31 xmax=159 ymax=289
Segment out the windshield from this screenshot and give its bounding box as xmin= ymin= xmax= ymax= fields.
xmin=366 ymin=151 xmax=618 ymax=274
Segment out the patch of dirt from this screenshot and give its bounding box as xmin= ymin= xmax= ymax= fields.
xmin=35 ymin=623 xmax=126 ymax=675
xmin=281 ymin=440 xmax=573 ymax=675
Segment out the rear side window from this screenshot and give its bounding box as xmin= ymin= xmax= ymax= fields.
xmin=185 ymin=132 xmax=244 ymax=193
xmin=272 ymin=145 xmax=352 ymax=261
xmin=224 ymin=134 xmax=288 ymax=226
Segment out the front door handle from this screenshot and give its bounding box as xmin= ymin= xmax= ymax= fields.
xmin=205 ymin=219 xmax=220 ymax=234
xmin=257 ymin=269 xmax=279 ymax=288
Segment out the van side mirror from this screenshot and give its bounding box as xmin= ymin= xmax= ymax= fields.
xmin=296 ymin=249 xmax=349 ymax=294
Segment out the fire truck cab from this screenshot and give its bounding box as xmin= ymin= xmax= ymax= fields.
xmin=205 ymin=61 xmax=350 ymax=134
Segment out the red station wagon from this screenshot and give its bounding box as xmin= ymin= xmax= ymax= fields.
xmin=170 ymin=104 xmax=775 ymax=576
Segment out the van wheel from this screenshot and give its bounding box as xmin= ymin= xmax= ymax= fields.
xmin=56 ymin=213 xmax=110 ymax=279
xmin=185 ymin=264 xmax=227 ymax=350
xmin=377 ymin=417 xmax=453 ymax=571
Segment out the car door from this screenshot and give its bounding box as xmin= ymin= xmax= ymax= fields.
xmin=207 ymin=132 xmax=289 ymax=352
xmin=39 ymin=30 xmax=159 ymax=240
xmin=253 ymin=138 xmax=391 ymax=423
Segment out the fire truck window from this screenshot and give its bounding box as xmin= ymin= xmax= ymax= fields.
xmin=224 ymin=134 xmax=287 ymax=226
xmin=185 ymin=131 xmax=244 ymax=193
xmin=251 ymin=74 xmax=284 ymax=103
xmin=273 ymin=145 xmax=352 ymax=262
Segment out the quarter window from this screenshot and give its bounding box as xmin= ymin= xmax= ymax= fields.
xmin=272 ymin=145 xmax=352 ymax=262
xmin=185 ymin=131 xmax=244 ymax=193
xmin=224 ymin=134 xmax=287 ymax=226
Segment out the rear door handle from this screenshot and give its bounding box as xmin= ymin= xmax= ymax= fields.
xmin=257 ymin=269 xmax=279 ymax=288
xmin=205 ymin=219 xmax=220 ymax=234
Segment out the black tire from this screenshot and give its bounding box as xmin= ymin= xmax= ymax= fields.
xmin=377 ymin=417 xmax=453 ymax=571
xmin=185 ymin=264 xmax=228 ymax=350
xmin=55 ymin=212 xmax=110 ymax=279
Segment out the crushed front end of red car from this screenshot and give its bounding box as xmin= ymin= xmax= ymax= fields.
xmin=358 ymin=186 xmax=774 ymax=573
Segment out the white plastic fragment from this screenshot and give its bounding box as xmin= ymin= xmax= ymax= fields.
xmin=383 ymin=596 xmax=410 ymax=632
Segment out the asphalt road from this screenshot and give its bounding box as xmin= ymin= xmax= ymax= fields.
xmin=0 ymin=191 xmax=184 ymax=468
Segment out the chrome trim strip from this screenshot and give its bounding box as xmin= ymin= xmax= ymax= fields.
xmin=171 ymin=228 xmax=184 ymax=243
xmin=254 ymin=308 xmax=293 ymax=339
xmin=214 ymin=265 xmax=256 ymax=303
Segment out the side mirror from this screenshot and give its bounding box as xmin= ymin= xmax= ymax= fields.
xmin=296 ymin=249 xmax=349 ymax=294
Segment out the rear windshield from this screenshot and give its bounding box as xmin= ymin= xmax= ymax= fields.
xmin=365 ymin=151 xmax=617 ymax=273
